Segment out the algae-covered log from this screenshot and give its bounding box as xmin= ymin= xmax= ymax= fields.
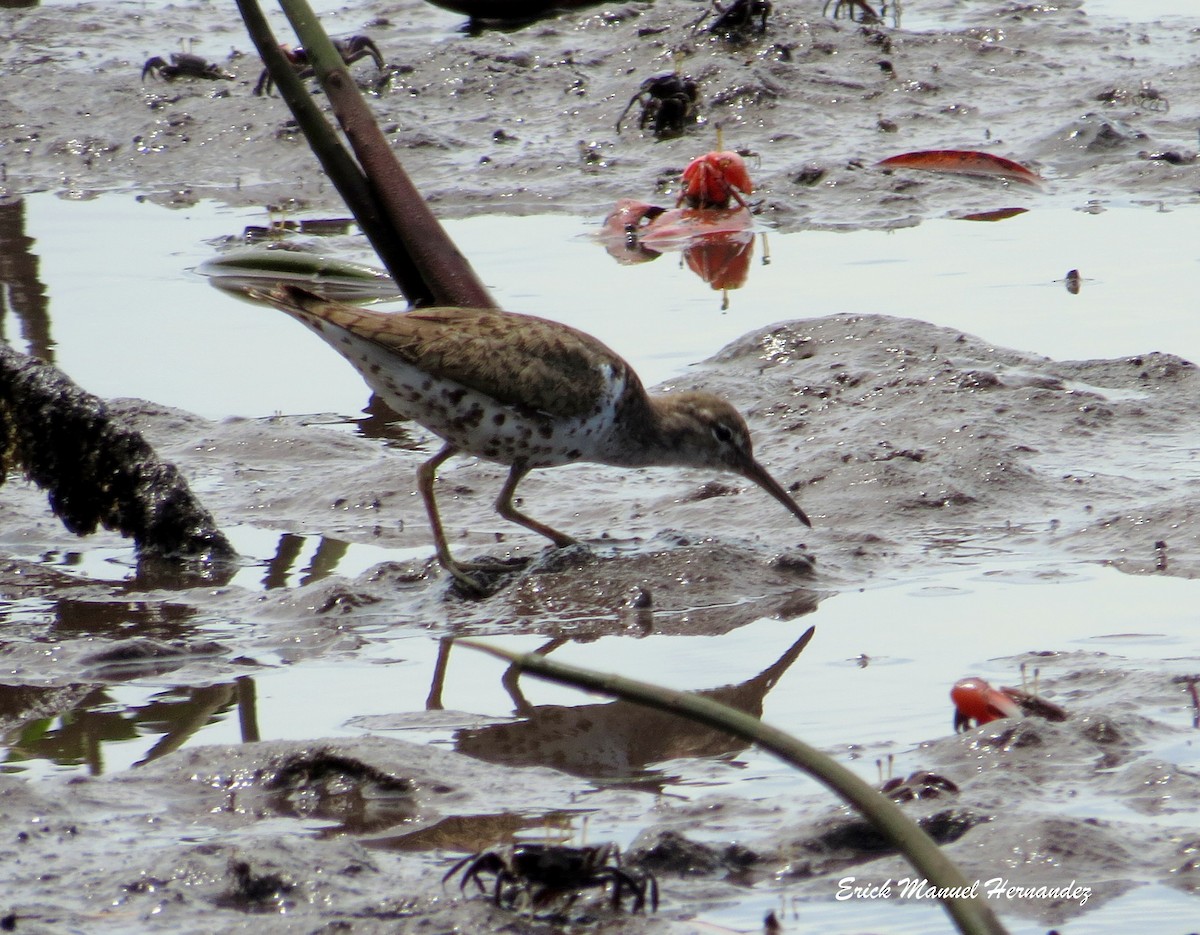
xmin=0 ymin=343 xmax=235 ymax=565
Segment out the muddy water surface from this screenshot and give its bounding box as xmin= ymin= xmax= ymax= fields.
xmin=2 ymin=1 xmax=1200 ymax=933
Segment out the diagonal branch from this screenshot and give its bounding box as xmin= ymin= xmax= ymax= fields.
xmin=236 ymin=0 xmax=433 ymax=306
xmin=239 ymin=0 xmax=497 ymax=309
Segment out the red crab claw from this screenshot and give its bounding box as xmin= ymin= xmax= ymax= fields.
xmin=599 ymin=199 xmax=668 ymax=264
xmin=601 ymin=199 xmax=667 ymax=237
xmin=677 ymin=150 xmax=753 ymax=210
xmin=950 ymin=676 xmax=1023 ymax=731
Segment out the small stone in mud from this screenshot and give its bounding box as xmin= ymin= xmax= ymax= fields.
xmin=793 ymin=164 xmax=826 ymax=185
xmin=982 ymin=719 xmax=1046 ymax=750
xmin=723 ymin=841 xmax=760 ymax=867
xmin=631 ymin=830 xmax=725 ymax=875
xmin=1140 ymin=149 xmax=1194 ymax=164
xmin=526 ymin=543 xmax=592 ymax=575
xmin=958 ymin=369 xmax=1004 ymax=389
xmin=770 ymin=550 xmax=816 ymax=575
xmin=235 ymin=750 xmax=424 ymax=833
xmin=686 ymin=480 xmax=741 ymax=501
xmin=918 ymin=809 xmax=982 ymax=845
xmin=1079 ymin=716 xmax=1122 ymax=745
xmin=626 ymin=586 xmax=653 ymax=609
xmin=813 ymin=807 xmax=982 ymax=855
xmin=264 ymin=750 xmax=414 ymax=795
xmin=223 ymin=859 xmax=295 ymax=908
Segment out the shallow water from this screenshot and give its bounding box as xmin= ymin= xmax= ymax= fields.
xmin=9 ymin=557 xmax=1194 ymax=778
xmin=11 ymin=192 xmax=1200 ymax=420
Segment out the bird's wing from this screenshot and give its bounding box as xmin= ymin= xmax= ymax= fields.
xmin=275 ymin=290 xmax=633 ymax=420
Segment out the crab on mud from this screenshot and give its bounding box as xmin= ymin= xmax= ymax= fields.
xmin=443 ymin=842 xmax=659 ymax=914
xmin=677 ymin=150 xmax=754 ymax=209
xmin=694 ymin=0 xmax=773 ymax=37
xmin=823 ymin=0 xmax=885 ymax=24
xmin=951 ymin=676 xmax=1070 ymax=731
xmin=254 ymin=35 xmax=386 ymax=96
xmin=615 ymin=72 xmax=699 ymax=138
xmin=1096 ymin=81 xmax=1170 ymax=113
xmin=141 ymin=52 xmax=233 ymax=82
xmin=880 ymin=770 xmax=960 ymax=803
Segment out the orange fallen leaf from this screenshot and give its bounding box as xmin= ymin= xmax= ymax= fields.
xmin=958 ymin=207 xmax=1029 ymax=222
xmin=878 ymin=150 xmax=1043 ymax=185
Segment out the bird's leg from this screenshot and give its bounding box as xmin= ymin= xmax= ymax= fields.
xmin=493 ymin=462 xmax=578 ymax=548
xmin=417 ymin=444 xmax=528 ymax=589
xmin=416 ymin=443 xmax=484 ymax=590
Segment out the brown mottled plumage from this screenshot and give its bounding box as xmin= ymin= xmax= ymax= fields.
xmin=302 ymin=301 xmax=622 ymax=421
xmin=256 ymin=285 xmax=810 ymax=589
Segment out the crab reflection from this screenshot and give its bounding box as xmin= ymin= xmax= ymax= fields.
xmin=599 ymin=199 xmax=760 ymax=307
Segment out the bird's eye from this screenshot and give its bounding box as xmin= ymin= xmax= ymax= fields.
xmin=712 ymin=423 xmax=734 ymax=444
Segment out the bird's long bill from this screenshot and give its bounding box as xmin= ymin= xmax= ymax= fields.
xmin=741 ymin=458 xmax=812 ymax=528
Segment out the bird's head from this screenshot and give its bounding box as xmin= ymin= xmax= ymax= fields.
xmin=655 ymin=392 xmax=811 ymax=527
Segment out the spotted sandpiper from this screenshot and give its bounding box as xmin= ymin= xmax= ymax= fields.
xmin=254 ymin=285 xmax=810 ymax=588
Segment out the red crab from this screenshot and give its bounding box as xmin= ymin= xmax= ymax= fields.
xmin=951 ymin=676 xmax=1069 ymax=731
xmin=676 ymin=150 xmax=753 ymax=210
xmin=600 ymin=149 xmax=757 ymax=294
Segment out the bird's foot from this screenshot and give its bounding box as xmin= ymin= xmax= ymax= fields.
xmin=441 ymin=554 xmax=528 ymax=598
xmin=439 ymin=544 xmax=593 ymax=597
xmin=459 ymin=555 xmax=531 ymax=574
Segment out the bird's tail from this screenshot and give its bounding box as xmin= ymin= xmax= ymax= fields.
xmin=242 ymin=282 xmax=398 ymax=341
xmin=242 ymin=282 xmax=326 ymax=315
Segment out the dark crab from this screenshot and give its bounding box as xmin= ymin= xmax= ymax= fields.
xmin=141 ymin=52 xmax=233 ymax=82
xmin=615 ymin=72 xmax=698 ymax=138
xmin=1096 ymin=81 xmax=1170 ymax=113
xmin=880 ymin=770 xmax=960 ymax=803
xmin=823 ymin=0 xmax=884 ymax=24
xmin=254 ymin=35 xmax=386 ymax=96
xmin=444 ymin=842 xmax=658 ymax=914
xmin=694 ymin=0 xmax=772 ymax=38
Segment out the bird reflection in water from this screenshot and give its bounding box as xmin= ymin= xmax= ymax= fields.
xmin=430 ymin=625 xmax=815 ymax=789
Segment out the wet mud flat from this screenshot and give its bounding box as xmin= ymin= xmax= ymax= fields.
xmin=4 ymin=314 xmax=1200 ymax=932
xmin=3 ymin=0 xmax=1199 ymax=223
xmin=3 ymin=0 xmax=1200 ymax=933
